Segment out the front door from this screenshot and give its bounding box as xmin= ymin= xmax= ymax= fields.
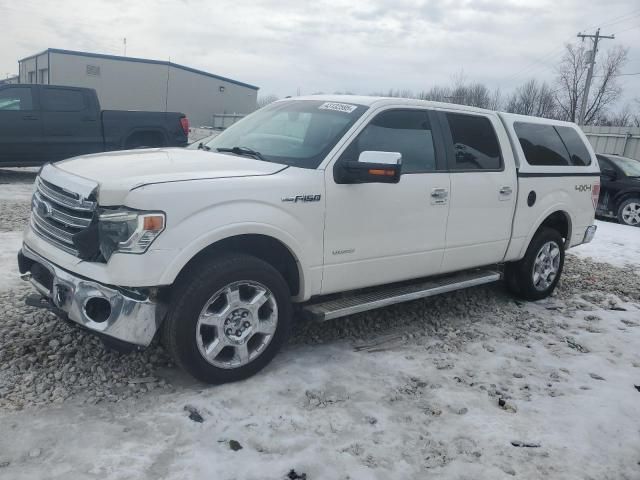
xmin=41 ymin=86 xmax=102 ymax=162
xmin=437 ymin=111 xmax=517 ymax=272
xmin=322 ymin=108 xmax=451 ymax=294
xmin=0 ymin=86 xmax=44 ymax=165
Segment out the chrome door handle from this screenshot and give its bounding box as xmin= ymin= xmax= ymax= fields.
xmin=499 ymin=186 xmax=513 ymax=195
xmin=431 ymin=188 xmax=448 ymax=198
xmin=430 ymin=188 xmax=448 ymax=205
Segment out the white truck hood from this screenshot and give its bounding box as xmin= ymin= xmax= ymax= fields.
xmin=50 ymin=148 xmax=286 ymax=205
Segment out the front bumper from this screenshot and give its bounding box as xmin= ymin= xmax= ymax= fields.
xmin=18 ymin=244 xmax=160 ymax=347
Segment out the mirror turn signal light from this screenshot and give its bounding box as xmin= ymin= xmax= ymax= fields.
xmin=368 ymin=169 xmax=396 ymax=176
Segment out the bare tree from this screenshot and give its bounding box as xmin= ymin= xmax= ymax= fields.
xmin=555 ymin=43 xmax=628 ymax=124
xmin=256 ymin=94 xmax=279 ymax=110
xmin=505 ymin=79 xmax=557 ymax=118
xmin=594 ymin=106 xmax=633 ymax=126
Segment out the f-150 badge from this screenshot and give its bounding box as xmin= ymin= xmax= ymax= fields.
xmin=282 ymin=195 xmax=321 ymax=203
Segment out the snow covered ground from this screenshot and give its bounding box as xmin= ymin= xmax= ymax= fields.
xmin=0 ymin=170 xmax=639 ymax=480
xmin=573 ymin=220 xmax=640 ymax=270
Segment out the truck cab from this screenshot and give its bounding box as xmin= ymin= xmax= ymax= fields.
xmin=18 ymin=96 xmax=600 ymax=383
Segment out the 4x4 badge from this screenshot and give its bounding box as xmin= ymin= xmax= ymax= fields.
xmin=282 ymin=195 xmax=321 ymax=203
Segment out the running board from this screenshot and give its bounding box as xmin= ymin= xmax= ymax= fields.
xmin=302 ymin=269 xmax=502 ymax=322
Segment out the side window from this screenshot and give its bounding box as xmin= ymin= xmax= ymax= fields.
xmin=42 ymin=89 xmax=85 ymax=112
xmin=0 ymin=88 xmax=34 ymax=111
xmin=340 ymin=109 xmax=437 ymax=173
xmin=445 ymin=113 xmax=502 ymax=170
xmin=556 ymin=126 xmax=591 ymax=166
xmin=514 ymin=122 xmax=571 ymax=166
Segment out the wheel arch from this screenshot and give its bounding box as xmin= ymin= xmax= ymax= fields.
xmin=518 ymin=209 xmax=573 ymax=259
xmin=123 ymin=128 xmax=168 ymax=148
xmin=163 ymin=233 xmax=305 ymax=300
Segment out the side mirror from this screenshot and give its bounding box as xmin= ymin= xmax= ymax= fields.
xmin=601 ymin=168 xmax=617 ymax=180
xmin=335 ymin=151 xmax=402 ymax=184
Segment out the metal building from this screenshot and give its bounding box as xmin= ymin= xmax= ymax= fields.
xmin=17 ymin=48 xmax=259 ymax=126
xmin=0 ymin=75 xmax=19 ymax=85
xmin=582 ymin=125 xmax=640 ymax=161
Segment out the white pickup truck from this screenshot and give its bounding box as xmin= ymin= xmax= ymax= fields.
xmin=18 ymin=96 xmax=600 ymax=383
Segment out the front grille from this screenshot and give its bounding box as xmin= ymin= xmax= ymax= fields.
xmin=30 ymin=177 xmax=97 ymax=256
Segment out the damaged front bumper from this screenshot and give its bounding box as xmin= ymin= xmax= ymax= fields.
xmin=18 ymin=244 xmax=160 ymax=348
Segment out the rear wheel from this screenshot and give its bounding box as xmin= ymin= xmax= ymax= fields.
xmin=162 ymin=254 xmax=292 ymax=383
xmin=617 ymin=198 xmax=640 ymax=227
xmin=505 ymin=227 xmax=565 ymax=301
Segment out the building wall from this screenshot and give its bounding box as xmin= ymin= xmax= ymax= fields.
xmin=19 ymin=52 xmax=49 ymax=84
xmin=582 ymin=126 xmax=640 ymax=161
xmin=0 ymin=75 xmax=19 ymax=85
xmin=42 ymin=51 xmax=257 ymax=126
xmin=49 ymin=51 xmax=171 ymax=113
xmin=166 ymin=65 xmax=257 ymax=126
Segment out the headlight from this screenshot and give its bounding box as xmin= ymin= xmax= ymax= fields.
xmin=98 ymin=208 xmax=165 ymax=260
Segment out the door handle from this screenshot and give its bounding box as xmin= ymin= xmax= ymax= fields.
xmin=499 ymin=186 xmax=513 ymax=195
xmin=430 ymin=188 xmax=448 ymax=205
xmin=81 ymin=116 xmax=96 ymax=122
xmin=22 ymin=115 xmax=38 ymax=121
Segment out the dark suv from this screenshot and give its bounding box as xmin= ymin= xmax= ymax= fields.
xmin=596 ymin=154 xmax=640 ymax=226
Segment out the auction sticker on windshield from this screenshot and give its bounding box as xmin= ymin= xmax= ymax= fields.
xmin=318 ymin=102 xmax=358 ymax=113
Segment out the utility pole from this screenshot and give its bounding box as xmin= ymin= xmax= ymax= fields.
xmin=576 ymin=28 xmax=614 ymax=125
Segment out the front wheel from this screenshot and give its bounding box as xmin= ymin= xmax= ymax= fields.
xmin=617 ymin=198 xmax=640 ymax=227
xmin=505 ymin=227 xmax=565 ymax=301
xmin=162 ymin=254 xmax=292 ymax=384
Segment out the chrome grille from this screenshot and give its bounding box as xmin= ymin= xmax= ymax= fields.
xmin=30 ymin=177 xmax=96 ymax=256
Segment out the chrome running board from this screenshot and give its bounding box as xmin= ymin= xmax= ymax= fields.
xmin=302 ymin=269 xmax=502 ymax=322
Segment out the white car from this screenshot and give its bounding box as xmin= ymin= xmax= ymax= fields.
xmin=18 ymin=96 xmax=600 ymax=383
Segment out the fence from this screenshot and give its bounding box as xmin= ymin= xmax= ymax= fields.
xmin=581 ymin=126 xmax=640 ymax=161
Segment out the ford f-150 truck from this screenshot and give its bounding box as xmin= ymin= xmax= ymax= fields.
xmin=17 ymin=96 xmax=600 ymax=383
xmin=0 ymin=84 xmax=189 ymax=166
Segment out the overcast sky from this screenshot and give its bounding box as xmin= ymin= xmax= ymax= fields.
xmin=2 ymin=0 xmax=639 ymax=108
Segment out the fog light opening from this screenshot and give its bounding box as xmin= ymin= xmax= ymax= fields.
xmin=84 ymin=297 xmax=112 ymax=323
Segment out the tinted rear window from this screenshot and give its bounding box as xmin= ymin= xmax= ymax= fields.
xmin=555 ymin=126 xmax=591 ymax=166
xmin=446 ymin=113 xmax=502 ymax=170
xmin=514 ymin=123 xmax=570 ymax=166
xmin=42 ymin=89 xmax=86 ymax=112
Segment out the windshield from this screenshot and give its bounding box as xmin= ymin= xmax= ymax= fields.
xmin=611 ymin=156 xmax=640 ymax=177
xmin=200 ymin=100 xmax=368 ymax=169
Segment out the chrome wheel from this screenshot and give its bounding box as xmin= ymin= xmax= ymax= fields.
xmin=532 ymin=241 xmax=561 ymax=292
xmin=621 ymin=202 xmax=640 ymax=226
xmin=196 ymin=280 xmax=278 ymax=369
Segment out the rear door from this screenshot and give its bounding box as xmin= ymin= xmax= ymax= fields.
xmin=41 ymin=86 xmax=103 ymax=161
xmin=322 ymin=107 xmax=451 ymax=294
xmin=0 ymin=86 xmax=44 ymax=165
xmin=437 ymin=111 xmax=517 ymax=273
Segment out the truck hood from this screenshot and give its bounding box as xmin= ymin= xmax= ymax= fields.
xmin=52 ymin=148 xmax=287 ymax=205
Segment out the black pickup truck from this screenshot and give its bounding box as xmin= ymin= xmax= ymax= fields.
xmin=0 ymin=84 xmax=189 ymax=166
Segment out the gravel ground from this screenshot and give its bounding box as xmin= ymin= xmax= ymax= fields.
xmin=1 ymin=253 xmax=638 ymax=411
xmin=0 ymin=168 xmax=35 ymax=232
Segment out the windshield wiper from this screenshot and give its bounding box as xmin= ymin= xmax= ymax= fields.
xmin=197 ymin=142 xmax=211 ymax=151
xmin=216 ymin=146 xmax=265 ymax=160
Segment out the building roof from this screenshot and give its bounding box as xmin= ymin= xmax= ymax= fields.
xmin=19 ymin=48 xmax=259 ymax=91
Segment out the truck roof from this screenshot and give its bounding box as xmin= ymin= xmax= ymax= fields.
xmin=290 ymin=94 xmax=498 ymax=116
xmin=290 ymin=95 xmax=582 ymax=129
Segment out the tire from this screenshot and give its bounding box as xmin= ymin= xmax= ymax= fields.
xmin=162 ymin=253 xmax=292 ymax=384
xmin=505 ymin=227 xmax=565 ymax=301
xmin=617 ymin=198 xmax=640 ymax=227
